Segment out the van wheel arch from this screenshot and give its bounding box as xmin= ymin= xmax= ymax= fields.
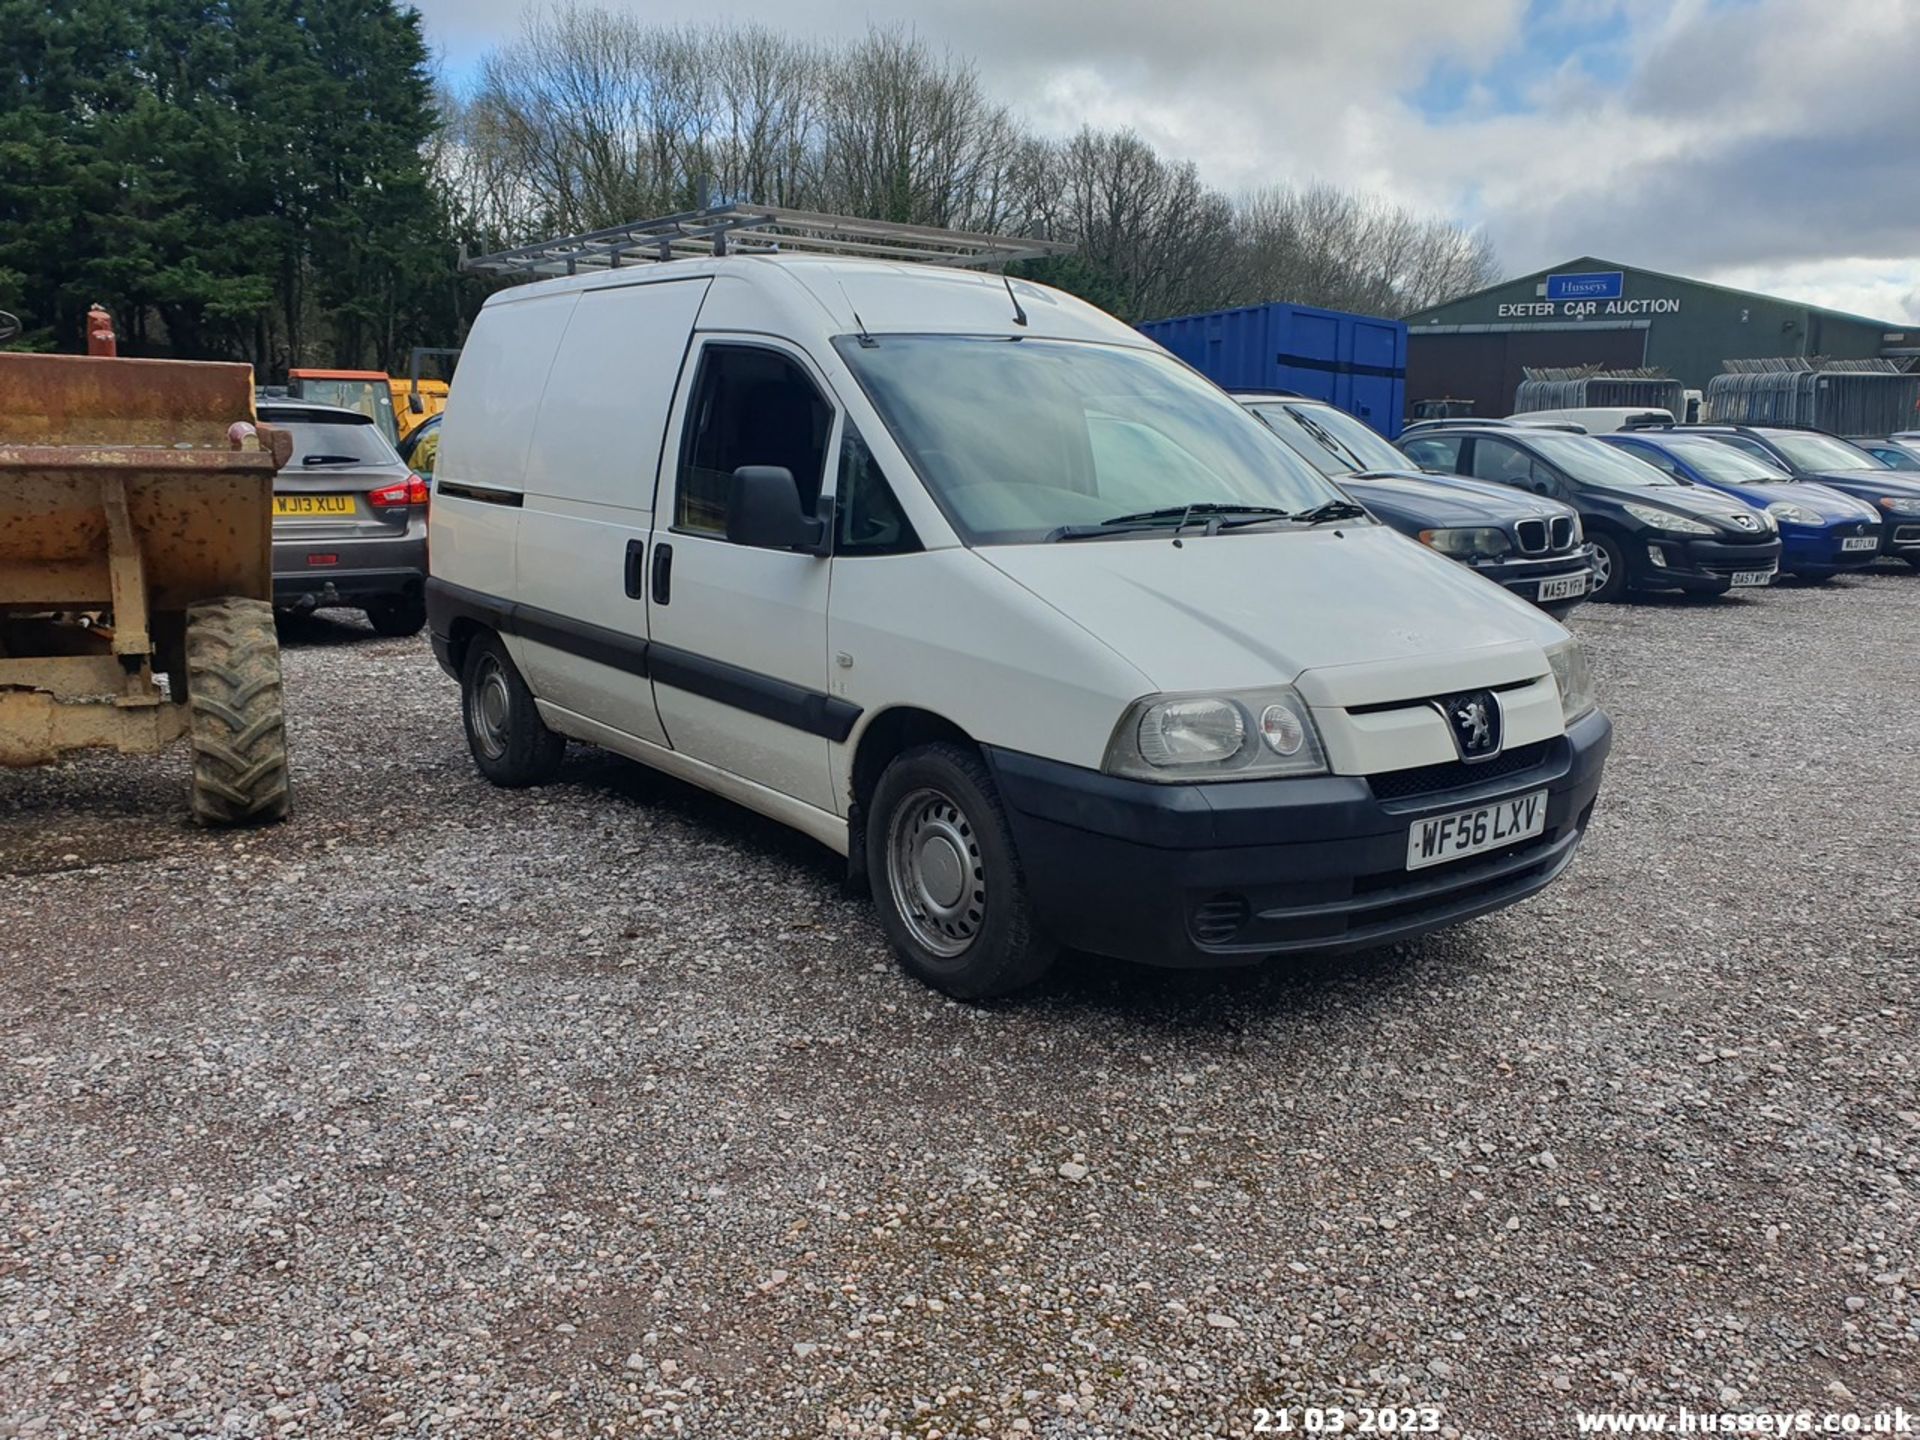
xmin=445 ymin=616 xmax=488 ymax=676
xmin=845 ymin=707 xmax=978 ymax=891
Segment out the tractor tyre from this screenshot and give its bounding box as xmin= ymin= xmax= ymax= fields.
xmin=185 ymin=597 xmax=292 ymax=825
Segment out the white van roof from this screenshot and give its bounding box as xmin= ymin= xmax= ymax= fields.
xmin=475 ymin=255 xmax=1151 ymax=349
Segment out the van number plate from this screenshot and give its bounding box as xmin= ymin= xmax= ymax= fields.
xmin=1537 ymin=573 xmax=1587 ymax=602
xmin=1406 ymin=790 xmax=1547 ymax=870
xmin=1730 ymin=568 xmax=1774 ymax=587
xmin=1841 ymin=536 xmax=1879 ymax=552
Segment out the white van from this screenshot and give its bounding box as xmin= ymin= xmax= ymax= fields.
xmin=1510 ymin=407 xmax=1675 ymax=434
xmin=427 ymin=256 xmax=1611 ymax=997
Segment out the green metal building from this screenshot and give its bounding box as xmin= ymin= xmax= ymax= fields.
xmin=1404 ymin=257 xmax=1919 ymax=420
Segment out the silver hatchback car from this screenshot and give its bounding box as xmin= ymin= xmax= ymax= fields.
xmin=260 ymin=400 xmax=428 ymax=636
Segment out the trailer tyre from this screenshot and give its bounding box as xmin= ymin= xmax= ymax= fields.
xmin=185 ymin=597 xmax=292 ymax=826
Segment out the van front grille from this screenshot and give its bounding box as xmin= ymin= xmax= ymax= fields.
xmin=1367 ymin=740 xmax=1556 ymax=801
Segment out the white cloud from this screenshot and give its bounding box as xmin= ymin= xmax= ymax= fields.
xmin=415 ymin=0 xmax=1920 ymax=320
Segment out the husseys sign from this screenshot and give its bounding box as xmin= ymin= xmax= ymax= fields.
xmin=1496 ymin=270 xmax=1682 ymax=319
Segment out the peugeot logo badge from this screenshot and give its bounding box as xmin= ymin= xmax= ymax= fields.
xmin=1438 ymin=690 xmax=1503 ymax=763
xmin=1731 ymin=514 xmax=1758 ymax=530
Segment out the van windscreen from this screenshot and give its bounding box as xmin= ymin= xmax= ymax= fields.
xmin=834 ymin=336 xmax=1347 ymax=545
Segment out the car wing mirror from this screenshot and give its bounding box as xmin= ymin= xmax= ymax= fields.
xmin=727 ymin=466 xmax=827 ymax=555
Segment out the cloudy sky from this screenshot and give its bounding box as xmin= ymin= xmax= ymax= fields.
xmin=413 ymin=0 xmax=1920 ymax=322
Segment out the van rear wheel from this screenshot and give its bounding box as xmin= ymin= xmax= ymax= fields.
xmin=460 ymin=633 xmax=564 ymax=787
xmin=866 ymin=742 xmax=1056 ymax=1000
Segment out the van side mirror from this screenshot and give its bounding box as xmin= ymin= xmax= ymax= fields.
xmin=727 ymin=466 xmax=826 ymax=553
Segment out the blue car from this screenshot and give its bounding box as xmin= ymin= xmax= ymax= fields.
xmin=1599 ymin=431 xmax=1883 ymax=581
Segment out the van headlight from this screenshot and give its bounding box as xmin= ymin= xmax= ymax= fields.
xmin=1104 ymin=686 xmax=1327 ymax=782
xmin=1545 ymin=638 xmax=1597 ymax=726
xmin=1622 ymin=502 xmax=1714 ymax=535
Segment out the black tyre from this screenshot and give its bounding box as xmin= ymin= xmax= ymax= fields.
xmin=366 ymin=596 xmax=427 ymax=637
xmin=865 ymin=741 xmax=1056 ymax=1000
xmin=460 ymin=632 xmax=564 ymax=787
xmin=1589 ymin=531 xmax=1631 ymax=602
xmin=185 ymin=597 xmax=291 ymax=826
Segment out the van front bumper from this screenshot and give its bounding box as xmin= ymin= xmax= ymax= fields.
xmin=984 ymin=707 xmax=1610 ymax=969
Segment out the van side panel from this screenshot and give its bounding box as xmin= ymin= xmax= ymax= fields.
xmin=430 ymin=291 xmax=580 ymax=648
xmin=519 ymin=278 xmax=710 ymax=511
xmin=511 ymin=278 xmax=711 ymax=745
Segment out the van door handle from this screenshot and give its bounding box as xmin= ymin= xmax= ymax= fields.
xmin=650 ymin=541 xmax=673 ymax=605
xmin=624 ymin=539 xmax=646 ymax=599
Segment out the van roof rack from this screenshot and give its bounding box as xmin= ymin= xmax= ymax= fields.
xmin=460 ymin=203 xmax=1076 ymax=280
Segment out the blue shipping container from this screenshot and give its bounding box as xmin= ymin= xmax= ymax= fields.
xmin=1138 ymin=301 xmax=1409 ymax=438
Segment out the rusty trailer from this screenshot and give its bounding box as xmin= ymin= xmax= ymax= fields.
xmin=0 ymin=350 xmax=293 ymax=823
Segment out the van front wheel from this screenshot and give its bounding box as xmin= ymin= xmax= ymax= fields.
xmin=867 ymin=742 xmax=1057 ymax=1000
xmin=460 ymin=633 xmax=565 ymax=787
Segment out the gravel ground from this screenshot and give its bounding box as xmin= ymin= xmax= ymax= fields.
xmin=2 ymin=571 xmax=1916 ymax=1439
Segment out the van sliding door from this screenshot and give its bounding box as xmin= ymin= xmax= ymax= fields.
xmin=513 ymin=277 xmax=711 ymax=746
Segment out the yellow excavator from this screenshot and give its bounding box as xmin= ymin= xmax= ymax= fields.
xmin=285 ymin=346 xmax=459 ymax=451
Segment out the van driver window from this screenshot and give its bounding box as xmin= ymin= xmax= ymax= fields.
xmin=678 ymin=345 xmax=832 ymax=537
xmin=836 ymin=426 xmax=920 ymax=555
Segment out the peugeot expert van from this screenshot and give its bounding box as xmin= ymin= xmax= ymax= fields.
xmin=427 ymin=258 xmax=1611 ymax=997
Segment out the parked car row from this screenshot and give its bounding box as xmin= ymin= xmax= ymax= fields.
xmin=1387 ymin=419 xmax=1920 ymax=601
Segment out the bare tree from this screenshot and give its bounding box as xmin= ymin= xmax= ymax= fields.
xmin=431 ymin=6 xmax=1499 ymax=321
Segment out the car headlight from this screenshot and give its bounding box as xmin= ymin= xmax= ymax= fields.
xmin=1622 ymin=502 xmax=1715 ymax=535
xmin=1766 ymin=501 xmax=1811 ymax=524
xmin=1104 ymin=686 xmax=1327 ymax=782
xmin=1878 ymin=496 xmax=1920 ymax=515
xmin=1419 ymin=527 xmax=1512 ymax=560
xmin=1545 ymin=637 xmax=1597 ymax=726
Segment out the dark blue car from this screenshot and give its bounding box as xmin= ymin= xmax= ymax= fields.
xmin=1599 ymin=431 xmax=1883 ymax=580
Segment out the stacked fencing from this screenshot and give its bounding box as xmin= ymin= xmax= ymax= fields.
xmin=1703 ymin=358 xmax=1920 ymax=434
xmin=1513 ymin=365 xmax=1687 ymax=416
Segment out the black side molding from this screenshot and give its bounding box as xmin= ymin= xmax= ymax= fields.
xmin=423 ymin=576 xmax=859 ymax=741
xmin=649 ymin=644 xmax=860 ymax=743
xmin=435 ymin=481 xmax=525 ymax=507
xmin=428 ymin=577 xmax=646 ymax=675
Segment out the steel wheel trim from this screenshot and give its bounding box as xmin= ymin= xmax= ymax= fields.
xmin=468 ymin=654 xmax=512 ymax=761
xmin=885 ymin=787 xmax=986 ymax=959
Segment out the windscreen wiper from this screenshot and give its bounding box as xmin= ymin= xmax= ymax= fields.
xmin=1289 ymin=499 xmax=1369 ymax=526
xmin=1288 ymin=408 xmax=1368 ymax=472
xmin=300 ymin=454 xmax=365 ymax=466
xmin=1046 ymin=503 xmax=1293 ymax=542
